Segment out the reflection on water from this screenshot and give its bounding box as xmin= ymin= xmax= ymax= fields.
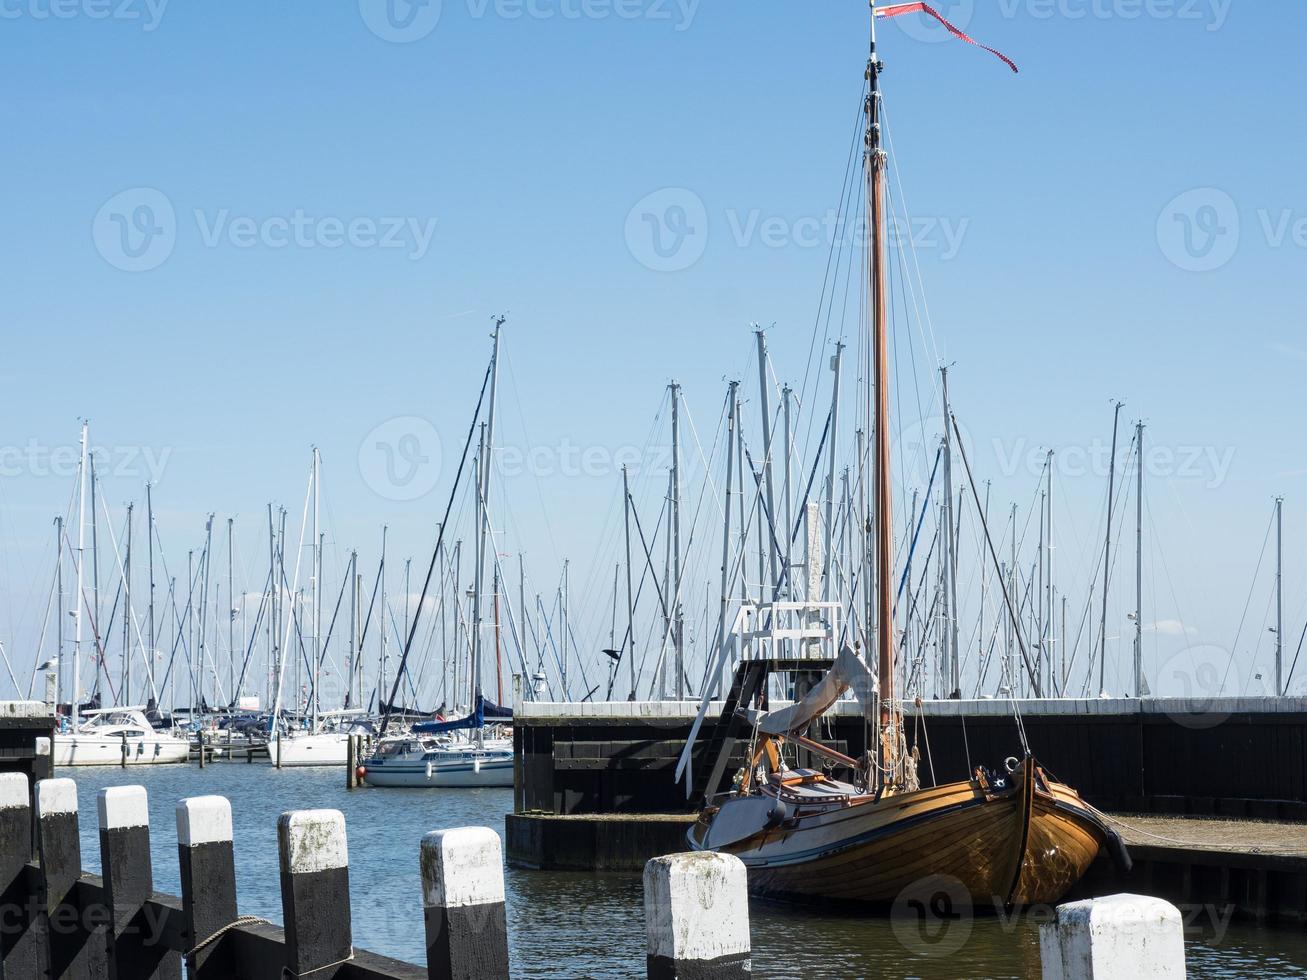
xmin=69 ymin=766 xmax=1307 ymax=979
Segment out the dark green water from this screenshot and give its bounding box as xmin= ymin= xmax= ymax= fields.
xmin=69 ymin=766 xmax=1307 ymax=978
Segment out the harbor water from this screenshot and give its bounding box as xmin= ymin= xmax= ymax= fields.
xmin=68 ymin=765 xmax=1307 ymax=979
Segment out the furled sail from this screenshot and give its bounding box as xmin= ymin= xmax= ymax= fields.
xmin=756 ymin=645 xmax=877 ymax=737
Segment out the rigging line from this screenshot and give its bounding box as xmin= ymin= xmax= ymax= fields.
xmin=798 ymin=81 xmax=868 ymax=460
xmin=881 ymin=100 xmax=944 ymax=391
xmin=379 ymin=355 xmax=494 ymax=736
xmin=1218 ymin=503 xmax=1275 ymax=697
xmin=951 ymin=413 xmax=1042 ymax=698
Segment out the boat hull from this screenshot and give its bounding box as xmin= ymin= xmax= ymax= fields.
xmin=361 ymin=752 xmax=513 ymax=788
xmin=691 ymin=763 xmax=1114 ymax=910
xmin=272 ymin=732 xmax=351 ymax=767
xmin=54 ymin=735 xmax=190 ymax=767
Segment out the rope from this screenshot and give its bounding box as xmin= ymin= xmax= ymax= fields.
xmin=286 ymin=951 xmax=356 ymax=978
xmin=1103 ymin=813 xmax=1307 ymax=854
xmin=185 ymin=915 xmax=272 ymax=958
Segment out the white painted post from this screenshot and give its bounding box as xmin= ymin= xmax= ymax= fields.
xmin=421 ymin=827 xmax=509 ymax=980
xmin=644 ymin=852 xmax=750 ymax=979
xmin=1041 ymin=894 xmax=1186 ymax=980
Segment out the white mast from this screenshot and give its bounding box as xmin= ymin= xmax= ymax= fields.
xmin=73 ymin=420 xmax=89 ymax=717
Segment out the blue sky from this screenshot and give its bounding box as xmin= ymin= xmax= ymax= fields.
xmin=1 ymin=0 xmax=1305 ymax=705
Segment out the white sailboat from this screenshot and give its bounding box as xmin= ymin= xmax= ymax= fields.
xmin=361 ymin=697 xmax=512 ymax=788
xmin=53 ymin=422 xmax=189 ymax=767
xmin=363 ymin=319 xmax=516 ymax=789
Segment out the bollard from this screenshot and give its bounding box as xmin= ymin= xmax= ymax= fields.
xmin=98 ymin=786 xmax=182 ymax=980
xmin=1040 ymin=894 xmax=1187 ymax=980
xmin=421 ymin=827 xmax=509 ymax=980
xmin=0 ymin=773 xmax=40 ymax=976
xmin=643 ymin=852 xmax=750 ymax=980
xmin=36 ymin=777 xmax=108 ymax=978
xmin=278 ymin=809 xmax=353 ymax=977
xmin=176 ymin=796 xmax=238 ymax=978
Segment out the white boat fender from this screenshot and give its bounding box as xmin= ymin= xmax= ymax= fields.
xmin=426 ymin=761 xmax=434 ymax=780
xmin=474 ymin=757 xmax=482 ymax=774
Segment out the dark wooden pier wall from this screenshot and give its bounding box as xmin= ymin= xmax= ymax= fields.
xmin=515 ymin=700 xmax=1307 ymax=820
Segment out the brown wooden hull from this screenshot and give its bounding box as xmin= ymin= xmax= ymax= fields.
xmin=691 ymin=762 xmax=1114 ymax=909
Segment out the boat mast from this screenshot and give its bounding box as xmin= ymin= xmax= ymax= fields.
xmin=941 ymin=366 xmax=960 ymax=698
xmin=670 ymin=383 xmax=684 ymax=699
xmin=1099 ymin=400 xmax=1123 ymax=696
xmin=867 ymin=4 xmax=898 ymax=783
xmin=55 ymin=516 xmax=64 ymax=709
xmin=1275 ymin=495 xmax=1284 ymax=696
xmin=311 ymin=447 xmax=320 ymax=729
xmin=73 ymin=420 xmax=89 ymax=717
xmin=1135 ymin=422 xmax=1145 ymax=698
xmin=472 ymin=317 xmax=505 ymax=722
xmin=124 ymin=502 xmax=133 ymax=704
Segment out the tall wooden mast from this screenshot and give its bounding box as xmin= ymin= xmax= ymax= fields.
xmin=867 ymin=3 xmax=897 ymax=784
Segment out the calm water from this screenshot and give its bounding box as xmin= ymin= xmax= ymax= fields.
xmin=67 ymin=765 xmax=1307 ymax=979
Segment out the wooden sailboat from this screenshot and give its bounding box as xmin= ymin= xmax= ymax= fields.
xmin=687 ymin=2 xmax=1128 ymax=910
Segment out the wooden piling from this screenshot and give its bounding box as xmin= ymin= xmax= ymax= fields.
xmin=0 ymin=772 xmax=40 ymax=976
xmin=175 ymin=796 xmax=238 ymax=978
xmin=643 ymin=852 xmax=750 ymax=980
xmin=421 ymin=827 xmax=510 ymax=980
xmin=97 ymin=786 xmax=182 ymax=980
xmin=277 ymin=809 xmax=353 ymax=977
xmin=36 ymin=777 xmax=108 ymax=979
xmin=346 ymin=734 xmax=359 ymax=790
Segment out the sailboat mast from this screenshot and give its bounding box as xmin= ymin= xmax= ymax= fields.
xmin=1276 ymin=495 xmax=1284 ymax=696
xmin=1135 ymin=422 xmax=1145 ymax=698
xmin=867 ymin=8 xmax=897 ymax=779
xmin=1099 ymin=401 xmax=1123 ymax=696
xmin=73 ymin=420 xmax=89 ymax=716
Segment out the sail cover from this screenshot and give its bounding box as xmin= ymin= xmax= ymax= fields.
xmin=413 ymin=695 xmax=513 ymax=735
xmin=757 ymin=645 xmax=877 ymax=736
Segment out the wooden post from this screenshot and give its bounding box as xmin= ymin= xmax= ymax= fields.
xmin=0 ymin=772 xmax=40 ymax=976
xmin=98 ymin=786 xmax=182 ymax=980
xmin=421 ymin=827 xmax=510 ymax=980
xmin=643 ymin=852 xmax=750 ymax=980
xmin=1040 ymin=894 xmax=1187 ymax=979
xmin=120 ymin=731 xmax=129 ymax=769
xmin=278 ymin=809 xmax=352 ymax=977
xmin=36 ymin=777 xmax=108 ymax=979
xmin=346 ymin=735 xmax=358 ymax=790
xmin=176 ymin=796 xmax=238 ymax=978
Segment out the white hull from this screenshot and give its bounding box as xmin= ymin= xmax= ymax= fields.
xmin=272 ymin=732 xmax=351 ymax=767
xmin=54 ymin=734 xmax=190 ymax=767
xmin=362 ymin=750 xmax=513 ymax=788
